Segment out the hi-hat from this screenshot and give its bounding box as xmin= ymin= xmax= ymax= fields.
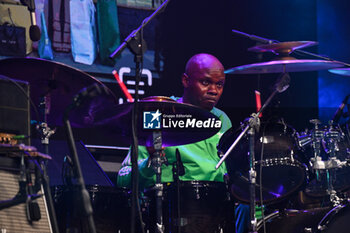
xmin=328 ymin=68 xmax=350 ymax=76
xmin=0 ymin=57 xmax=115 ymax=126
xmin=248 ymin=41 xmax=318 ymax=55
xmin=72 ymin=96 xmax=221 ymax=147
xmin=225 ymin=59 xmax=344 ymax=74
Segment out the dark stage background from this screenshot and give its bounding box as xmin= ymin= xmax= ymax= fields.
xmin=150 ymin=0 xmax=319 ymax=132
xmin=2 ymin=0 xmax=350 ymax=147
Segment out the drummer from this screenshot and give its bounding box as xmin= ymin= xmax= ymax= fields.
xmin=117 ymin=53 xmax=233 ymax=232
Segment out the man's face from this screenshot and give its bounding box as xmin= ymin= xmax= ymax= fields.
xmin=183 ymin=66 xmax=225 ymax=110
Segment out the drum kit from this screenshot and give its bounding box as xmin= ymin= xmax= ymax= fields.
xmin=0 ymin=37 xmax=350 ymax=233
xmin=218 ymin=40 xmax=350 ymax=233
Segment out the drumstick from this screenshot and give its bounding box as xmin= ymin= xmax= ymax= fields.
xmin=112 ymin=70 xmax=134 ymax=102
xmin=255 ymin=90 xmax=262 ymax=117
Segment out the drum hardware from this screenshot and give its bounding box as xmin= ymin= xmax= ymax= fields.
xmin=62 ymin=83 xmax=117 ymax=233
xmin=217 ymin=71 xmax=293 ymax=233
xmin=171 ymin=148 xmax=185 ymax=232
xmin=297 ymin=118 xmax=350 ymax=205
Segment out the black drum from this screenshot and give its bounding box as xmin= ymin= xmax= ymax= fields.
xmin=218 ymin=121 xmax=309 ymax=204
xmin=52 ymin=185 xmax=131 ymax=233
xmin=143 ymin=181 xmax=234 ymax=233
xmin=257 ymin=207 xmax=330 ymax=233
xmin=317 ymin=202 xmax=350 ymax=233
xmin=300 ymin=124 xmax=350 ymax=197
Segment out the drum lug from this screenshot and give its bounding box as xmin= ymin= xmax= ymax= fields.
xmin=303 ymin=227 xmax=313 ymax=233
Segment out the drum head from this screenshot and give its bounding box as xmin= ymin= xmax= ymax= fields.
xmin=219 ymin=121 xmax=308 ymax=204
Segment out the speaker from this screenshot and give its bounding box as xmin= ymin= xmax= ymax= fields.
xmin=0 ymin=154 xmax=52 ymax=232
xmin=0 ymin=75 xmax=30 ymax=145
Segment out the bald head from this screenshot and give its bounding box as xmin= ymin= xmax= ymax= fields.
xmin=182 ymin=53 xmax=225 ymax=110
xmin=185 ymin=53 xmax=224 ymax=78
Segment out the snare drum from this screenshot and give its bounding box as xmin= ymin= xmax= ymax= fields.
xmin=144 ymin=181 xmax=234 ymax=233
xmin=218 ymin=121 xmax=309 ymax=204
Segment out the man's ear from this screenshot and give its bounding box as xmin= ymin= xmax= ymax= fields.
xmin=182 ymin=73 xmax=189 ymax=88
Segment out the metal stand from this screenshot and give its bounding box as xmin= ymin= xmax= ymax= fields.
xmin=216 ymin=72 xmax=290 ymax=233
xmin=148 ymin=131 xmax=168 ymax=233
xmin=172 ymin=148 xmax=185 ymax=233
xmin=109 ymin=1 xmax=171 ymax=232
xmin=63 ymin=104 xmax=96 ymax=233
xmin=35 ymin=102 xmax=60 ymax=233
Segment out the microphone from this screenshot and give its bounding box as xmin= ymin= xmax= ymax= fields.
xmin=21 ymin=0 xmax=41 ymax=41
xmin=332 ymin=94 xmax=350 ymax=124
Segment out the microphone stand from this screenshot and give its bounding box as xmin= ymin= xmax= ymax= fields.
xmin=63 ymin=103 xmax=96 ymax=233
xmin=216 ymin=72 xmax=290 ymax=233
xmin=109 ymin=1 xmax=171 ymax=232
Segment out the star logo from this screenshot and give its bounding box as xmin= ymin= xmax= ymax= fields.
xmin=150 ymin=109 xmax=161 ymax=122
xmin=143 ymin=110 xmax=162 ymax=129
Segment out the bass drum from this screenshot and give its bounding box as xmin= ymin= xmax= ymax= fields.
xmin=218 ymin=121 xmax=309 ymax=205
xmin=143 ymin=181 xmax=235 ymax=233
xmin=52 ymin=185 xmax=131 ymax=233
xmin=316 ymin=202 xmax=350 ymax=233
xmin=257 ymin=207 xmax=330 ymax=233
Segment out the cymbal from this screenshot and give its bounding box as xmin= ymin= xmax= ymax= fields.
xmin=225 ymin=59 xmax=344 ymax=74
xmin=248 ymin=41 xmax=318 ymax=55
xmin=328 ymin=68 xmax=350 ymax=76
xmin=71 ymin=96 xmax=221 ymax=147
xmin=0 ymin=57 xmax=115 ymax=126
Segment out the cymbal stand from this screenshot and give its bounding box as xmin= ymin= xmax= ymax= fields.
xmin=148 ymin=130 xmax=168 ymax=233
xmin=35 ymin=96 xmax=60 ymax=233
xmin=216 ymin=71 xmax=290 ymax=233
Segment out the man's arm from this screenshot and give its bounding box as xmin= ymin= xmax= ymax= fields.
xmin=117 ymin=146 xmax=156 ymax=190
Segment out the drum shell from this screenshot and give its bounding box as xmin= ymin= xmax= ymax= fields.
xmin=219 ymin=122 xmax=309 ymax=205
xmin=302 ymin=124 xmax=350 ymax=197
xmin=257 ymin=207 xmax=330 ymax=233
xmin=52 ymin=185 xmax=131 ymax=233
xmin=317 ymin=202 xmax=350 ymax=233
xmin=143 ymin=181 xmax=234 ymax=233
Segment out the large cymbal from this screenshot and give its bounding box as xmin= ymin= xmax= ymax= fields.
xmin=225 ymin=59 xmax=344 ymax=74
xmin=328 ymin=68 xmax=350 ymax=76
xmin=71 ymin=96 xmax=221 ymax=147
xmin=248 ymin=41 xmax=318 ymax=55
xmin=0 ymin=57 xmax=115 ymax=126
